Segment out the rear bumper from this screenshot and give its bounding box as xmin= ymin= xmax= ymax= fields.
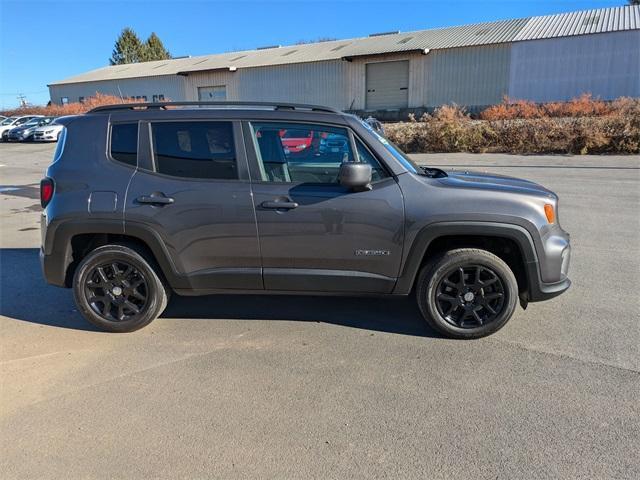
xmin=40 ymin=248 xmax=68 ymax=287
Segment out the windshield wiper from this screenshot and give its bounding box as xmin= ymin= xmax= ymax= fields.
xmin=419 ymin=166 xmax=448 ymax=178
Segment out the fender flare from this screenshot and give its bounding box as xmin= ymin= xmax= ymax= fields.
xmin=393 ymin=221 xmax=540 ymax=294
xmin=42 ymin=218 xmax=184 ymax=288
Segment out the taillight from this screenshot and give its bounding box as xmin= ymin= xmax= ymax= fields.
xmin=40 ymin=177 xmax=54 ymax=208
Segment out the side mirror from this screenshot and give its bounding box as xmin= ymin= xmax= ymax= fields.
xmin=339 ymin=162 xmax=372 ymax=191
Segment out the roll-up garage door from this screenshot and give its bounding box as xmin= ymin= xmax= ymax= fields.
xmin=365 ymin=60 xmax=409 ymax=109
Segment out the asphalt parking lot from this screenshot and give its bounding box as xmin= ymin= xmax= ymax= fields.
xmin=1 ymin=142 xmax=639 ymax=479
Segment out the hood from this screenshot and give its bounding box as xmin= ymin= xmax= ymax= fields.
xmin=437 ymin=169 xmax=555 ymax=199
xmin=34 ymin=124 xmax=59 ymax=132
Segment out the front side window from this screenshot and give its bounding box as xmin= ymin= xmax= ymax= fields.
xmin=251 ymin=122 xmax=388 ymax=184
xmin=151 ymin=121 xmax=237 ymax=179
xmin=110 ymin=123 xmax=138 ymax=166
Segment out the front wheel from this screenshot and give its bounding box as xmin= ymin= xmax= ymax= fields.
xmin=73 ymin=245 xmax=169 ymax=332
xmin=416 ymin=248 xmax=518 ymax=339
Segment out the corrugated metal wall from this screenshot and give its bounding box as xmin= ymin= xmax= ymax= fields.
xmin=235 ymin=61 xmax=348 ymax=108
xmin=509 ymin=30 xmax=640 ymax=102
xmin=48 ymin=75 xmax=187 ymax=104
xmin=184 ymin=61 xmax=349 ymax=108
xmin=422 ymin=44 xmax=511 ymax=107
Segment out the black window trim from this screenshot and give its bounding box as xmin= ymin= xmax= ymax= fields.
xmin=244 ymin=119 xmax=393 ymax=186
xmin=107 ymin=121 xmax=139 ymax=169
xmin=145 ymin=119 xmax=248 ymax=183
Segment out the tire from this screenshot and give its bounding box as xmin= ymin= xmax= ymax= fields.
xmin=73 ymin=244 xmax=169 ymax=332
xmin=416 ymin=248 xmax=518 ymax=339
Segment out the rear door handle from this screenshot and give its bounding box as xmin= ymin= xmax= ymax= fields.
xmin=261 ymin=201 xmax=299 ymax=210
xmin=137 ymin=195 xmax=174 ymax=205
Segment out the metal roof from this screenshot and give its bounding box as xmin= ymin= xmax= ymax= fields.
xmin=514 ymin=5 xmax=639 ymax=41
xmin=50 ymin=5 xmax=640 ymax=86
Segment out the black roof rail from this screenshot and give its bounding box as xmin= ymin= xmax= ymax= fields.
xmin=88 ymin=101 xmax=342 ymax=114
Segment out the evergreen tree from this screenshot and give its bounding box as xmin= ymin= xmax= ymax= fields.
xmin=109 ymin=28 xmax=144 ymax=65
xmin=141 ymin=32 xmax=172 ymax=62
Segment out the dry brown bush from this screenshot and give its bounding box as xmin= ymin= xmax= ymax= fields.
xmin=0 ymin=93 xmax=138 ymax=117
xmin=386 ymin=97 xmax=640 ymax=155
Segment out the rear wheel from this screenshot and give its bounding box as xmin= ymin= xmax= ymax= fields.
xmin=416 ymin=248 xmax=518 ymax=339
xmin=72 ymin=245 xmax=169 ymax=332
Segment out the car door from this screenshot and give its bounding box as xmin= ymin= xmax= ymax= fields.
xmin=125 ymin=117 xmax=262 ymax=291
xmin=244 ymin=120 xmax=405 ymax=293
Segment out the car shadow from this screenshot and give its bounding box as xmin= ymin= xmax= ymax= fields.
xmin=1 ymin=248 xmax=438 ymax=338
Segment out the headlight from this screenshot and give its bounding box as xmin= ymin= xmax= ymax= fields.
xmin=44 ymin=130 xmax=53 ymax=134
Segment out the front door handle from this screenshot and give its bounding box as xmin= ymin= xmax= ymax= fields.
xmin=137 ymin=194 xmax=174 ymax=205
xmin=261 ymin=201 xmax=299 ymax=210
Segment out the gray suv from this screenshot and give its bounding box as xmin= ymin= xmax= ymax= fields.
xmin=40 ymin=102 xmax=571 ymax=338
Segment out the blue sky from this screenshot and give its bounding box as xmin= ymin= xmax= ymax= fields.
xmin=0 ymin=0 xmax=627 ymax=108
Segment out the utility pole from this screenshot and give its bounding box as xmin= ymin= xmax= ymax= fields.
xmin=17 ymin=94 xmax=28 ymax=107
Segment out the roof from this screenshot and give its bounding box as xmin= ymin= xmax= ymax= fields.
xmin=50 ymin=5 xmax=640 ymax=86
xmin=514 ymin=5 xmax=639 ymax=41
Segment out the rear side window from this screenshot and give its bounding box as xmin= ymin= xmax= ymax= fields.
xmin=110 ymin=123 xmax=138 ymax=166
xmin=151 ymin=121 xmax=237 ymax=179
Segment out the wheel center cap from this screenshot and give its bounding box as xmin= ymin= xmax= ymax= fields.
xmin=463 ymin=292 xmax=475 ymax=302
xmin=111 ymin=286 xmax=123 ymax=296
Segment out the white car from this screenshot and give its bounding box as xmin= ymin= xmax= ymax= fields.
xmin=33 ymin=122 xmax=65 ymax=142
xmin=0 ymin=115 xmax=43 ymax=141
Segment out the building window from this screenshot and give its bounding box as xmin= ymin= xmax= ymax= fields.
xmin=61 ymin=97 xmax=69 ymax=105
xmin=152 ymin=94 xmax=165 ymax=102
xmin=79 ymin=97 xmax=85 ymax=103
xmin=198 ymin=85 xmax=226 ymax=102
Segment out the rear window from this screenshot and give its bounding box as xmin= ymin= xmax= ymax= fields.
xmin=110 ymin=123 xmax=138 ymax=166
xmin=151 ymin=121 xmax=237 ymax=180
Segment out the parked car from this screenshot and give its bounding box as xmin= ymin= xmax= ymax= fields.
xmin=0 ymin=115 xmax=43 ymax=141
xmin=7 ymin=116 xmax=56 ymax=142
xmin=33 ymin=121 xmax=65 ymax=142
xmin=0 ymin=115 xmax=7 ymax=123
xmin=40 ymin=101 xmax=571 ymax=338
xmin=279 ymin=128 xmax=314 ymax=154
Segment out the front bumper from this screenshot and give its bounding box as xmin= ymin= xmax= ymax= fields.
xmin=7 ymin=133 xmax=32 ymax=142
xmin=527 ymin=230 xmax=571 ymax=302
xmin=34 ymin=133 xmax=58 ymax=142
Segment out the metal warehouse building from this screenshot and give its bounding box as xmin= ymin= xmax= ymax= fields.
xmin=49 ymin=5 xmax=640 ymax=116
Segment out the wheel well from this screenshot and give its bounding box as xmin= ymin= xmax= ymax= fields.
xmin=64 ymin=233 xmax=162 ymax=287
xmin=421 ymin=235 xmax=528 ymax=293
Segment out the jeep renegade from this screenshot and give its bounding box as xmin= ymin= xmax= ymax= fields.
xmin=40 ymin=102 xmax=571 ymax=338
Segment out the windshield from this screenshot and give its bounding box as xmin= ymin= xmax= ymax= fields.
xmin=1 ymin=117 xmax=17 ymax=125
xmin=360 ymin=119 xmax=421 ymax=174
xmin=24 ymin=118 xmax=44 ymax=126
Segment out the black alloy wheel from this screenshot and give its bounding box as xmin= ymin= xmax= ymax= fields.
xmin=416 ymin=248 xmax=519 ymax=339
xmin=84 ymin=261 xmax=149 ymax=322
xmin=435 ymin=265 xmax=505 ymax=328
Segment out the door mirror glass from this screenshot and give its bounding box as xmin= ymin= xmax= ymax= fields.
xmin=339 ymin=162 xmax=372 ymax=191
